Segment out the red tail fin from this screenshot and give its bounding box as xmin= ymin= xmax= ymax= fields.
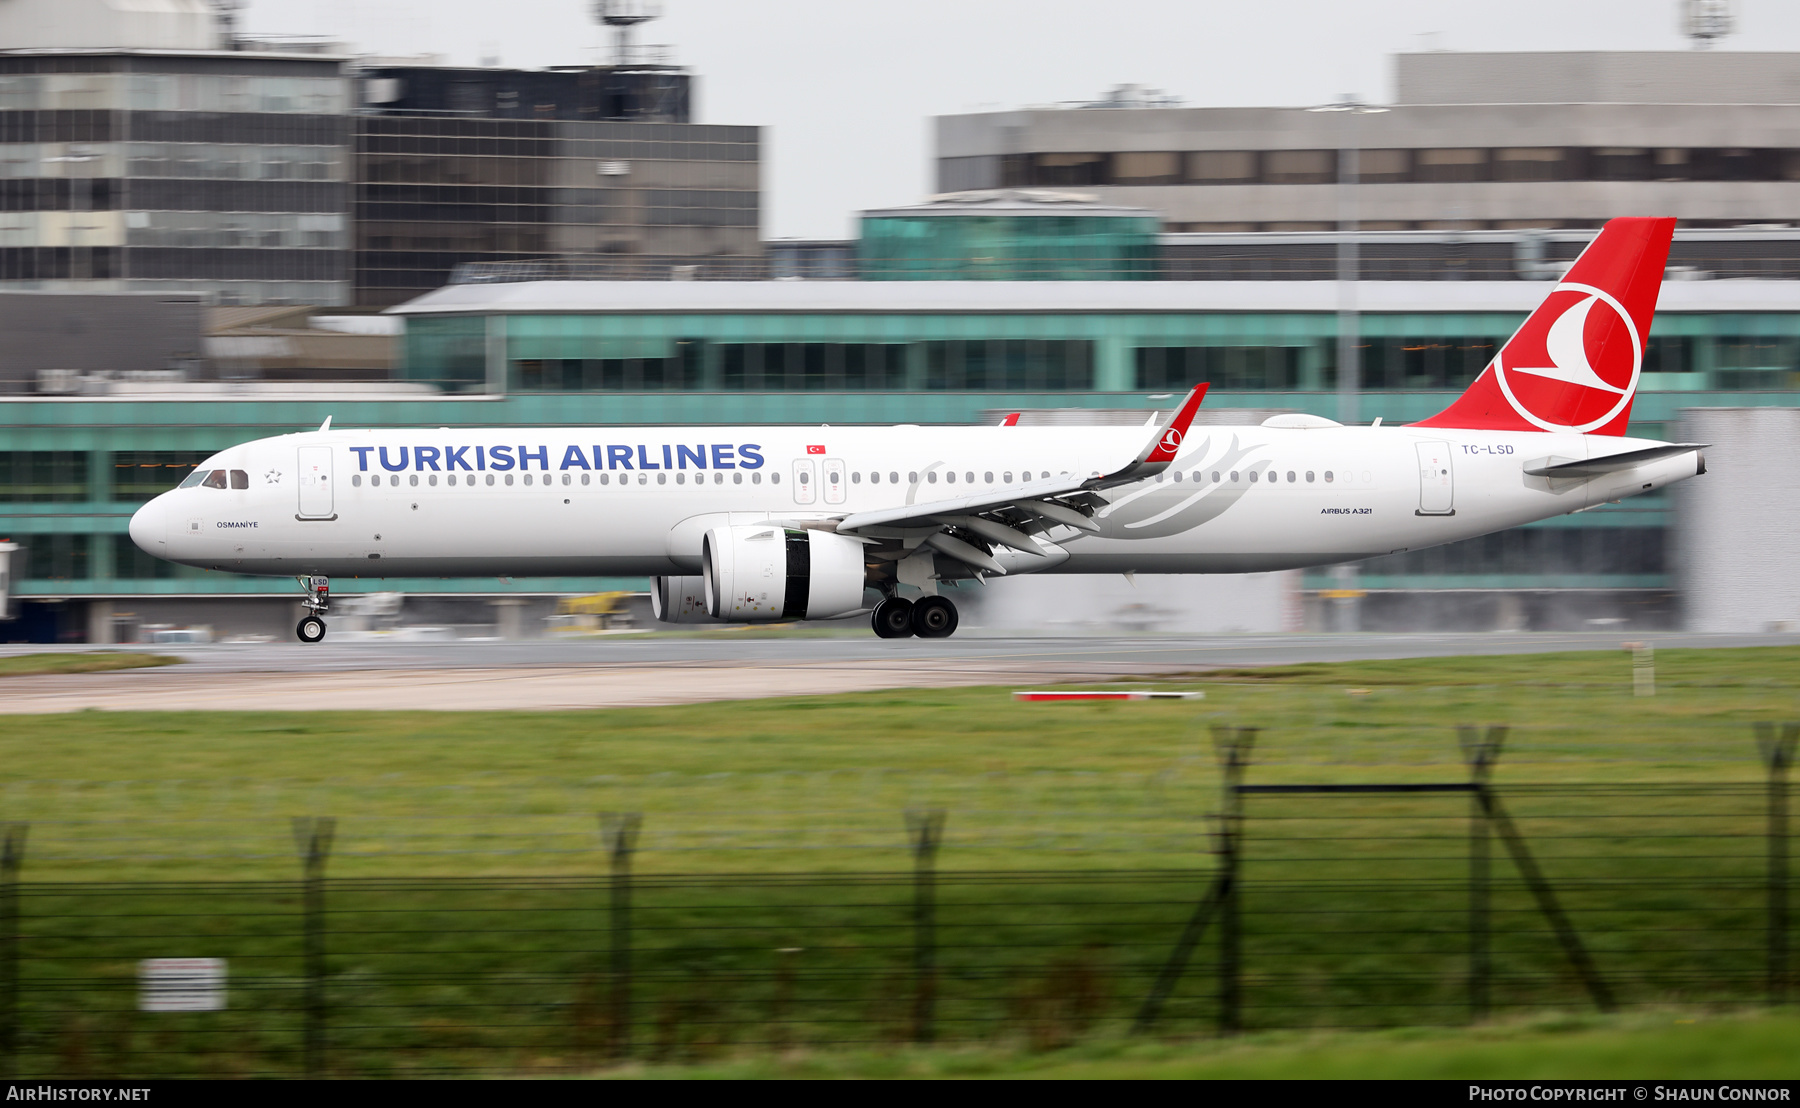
xmin=1414 ymin=216 xmax=1674 ymax=436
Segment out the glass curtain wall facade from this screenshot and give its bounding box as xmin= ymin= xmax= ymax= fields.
xmin=971 ymin=147 xmax=1800 ymax=192
xmin=354 ymin=118 xmax=761 ymax=307
xmin=0 ymin=53 xmax=352 ymax=305
xmin=404 ymin=309 xmax=1778 ymax=396
xmin=9 ymin=281 xmax=1800 ymax=629
xmin=859 ymin=213 xmax=1160 ymax=280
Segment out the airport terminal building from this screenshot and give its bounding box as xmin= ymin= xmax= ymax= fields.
xmin=5 ymin=259 xmax=1797 ymax=641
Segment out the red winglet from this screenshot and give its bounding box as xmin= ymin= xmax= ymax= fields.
xmin=1143 ymin=383 xmax=1208 ymax=463
xmin=1000 ymin=412 xmax=1021 ymax=427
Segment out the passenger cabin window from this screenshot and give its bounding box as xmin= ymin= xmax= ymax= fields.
xmin=201 ymin=470 xmax=228 ymax=489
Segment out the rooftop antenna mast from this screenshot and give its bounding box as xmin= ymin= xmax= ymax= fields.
xmin=1680 ymin=0 xmax=1735 ymax=49
xmin=209 ymin=0 xmax=246 ymax=50
xmin=593 ymin=0 xmax=663 ymax=66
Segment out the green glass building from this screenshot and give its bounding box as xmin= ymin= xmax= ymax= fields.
xmin=857 ymin=191 xmax=1159 ymax=281
xmin=4 ymin=274 xmax=1796 ymax=640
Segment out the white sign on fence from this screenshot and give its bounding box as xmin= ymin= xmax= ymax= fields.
xmin=138 ymin=958 xmax=227 ymax=1012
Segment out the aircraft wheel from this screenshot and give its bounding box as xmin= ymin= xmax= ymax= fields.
xmin=297 ymin=616 xmax=327 ymax=643
xmin=871 ymin=597 xmax=915 ymax=639
xmin=911 ymin=595 xmax=958 ymax=639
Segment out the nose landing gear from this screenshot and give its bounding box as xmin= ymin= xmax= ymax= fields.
xmin=295 ymin=575 xmax=330 ymax=643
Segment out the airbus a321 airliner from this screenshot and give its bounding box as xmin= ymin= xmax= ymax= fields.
xmin=129 ymin=216 xmax=1703 ymax=642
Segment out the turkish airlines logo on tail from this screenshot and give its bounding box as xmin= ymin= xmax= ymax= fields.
xmin=1160 ymin=427 xmax=1183 ymax=452
xmin=1494 ymin=282 xmax=1642 ymax=434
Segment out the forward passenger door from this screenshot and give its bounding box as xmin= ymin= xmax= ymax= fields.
xmin=297 ymin=446 xmax=335 ymax=519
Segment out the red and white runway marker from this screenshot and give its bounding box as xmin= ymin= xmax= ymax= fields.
xmin=1012 ymin=690 xmax=1204 ymax=702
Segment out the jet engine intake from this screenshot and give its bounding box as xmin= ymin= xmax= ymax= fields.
xmin=703 ymin=525 xmax=867 ymax=621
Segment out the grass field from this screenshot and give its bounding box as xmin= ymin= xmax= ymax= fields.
xmin=4 ymin=646 xmax=1798 ymax=1077
xmin=0 ymin=651 xmax=179 ymax=678
xmin=1 ymin=646 xmax=1796 ymax=880
xmin=597 ymin=1009 xmax=1800 ymax=1079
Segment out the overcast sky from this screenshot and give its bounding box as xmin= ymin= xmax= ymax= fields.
xmin=243 ymin=0 xmax=1800 ymax=239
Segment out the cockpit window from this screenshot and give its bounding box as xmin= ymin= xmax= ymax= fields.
xmin=200 ymin=469 xmax=228 ymax=489
xmin=230 ymin=470 xmax=249 ymax=489
xmin=178 ymin=469 xmax=208 ymax=489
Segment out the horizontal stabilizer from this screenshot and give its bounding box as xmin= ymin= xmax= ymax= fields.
xmin=1523 ymin=443 xmax=1706 ymax=478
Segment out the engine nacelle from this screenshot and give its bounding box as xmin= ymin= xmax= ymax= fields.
xmin=650 ymin=575 xmax=720 ymax=623
xmin=703 ymin=525 xmax=867 ymax=621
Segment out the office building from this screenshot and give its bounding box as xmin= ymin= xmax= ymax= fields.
xmin=0 ymin=1 xmax=352 ymax=305
xmin=937 ymin=52 xmax=1800 ymax=231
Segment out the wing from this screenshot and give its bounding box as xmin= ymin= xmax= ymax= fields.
xmin=832 ymin=383 xmax=1208 ymax=580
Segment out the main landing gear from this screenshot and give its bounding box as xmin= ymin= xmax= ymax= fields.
xmin=871 ymin=594 xmax=960 ymax=640
xmin=296 ymin=575 xmax=330 ymax=643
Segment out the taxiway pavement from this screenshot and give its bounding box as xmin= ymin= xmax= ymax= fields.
xmin=0 ymin=631 xmax=1792 ymax=714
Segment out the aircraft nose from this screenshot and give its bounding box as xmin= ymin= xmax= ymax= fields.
xmin=129 ymin=496 xmax=167 ymax=553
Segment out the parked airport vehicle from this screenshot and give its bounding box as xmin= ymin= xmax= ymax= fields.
xmin=129 ymin=218 xmax=1701 ymax=642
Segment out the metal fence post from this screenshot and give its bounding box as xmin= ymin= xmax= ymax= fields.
xmin=1215 ymin=726 xmax=1256 ymax=1036
xmin=600 ymin=812 xmax=641 ymax=1060
xmin=1756 ymin=723 xmax=1799 ymax=1006
xmin=905 ymin=807 xmax=945 ymax=1045
xmin=1459 ymin=726 xmax=1506 ymax=1022
xmin=291 ymin=817 xmax=335 ymax=1079
xmin=1 ymin=824 xmax=25 ymax=1079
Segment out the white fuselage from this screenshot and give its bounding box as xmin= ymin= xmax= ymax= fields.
xmin=128 ymin=423 xmax=1699 ymax=580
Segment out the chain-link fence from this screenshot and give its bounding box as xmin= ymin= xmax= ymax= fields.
xmin=0 ymin=722 xmax=1793 ymax=1078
